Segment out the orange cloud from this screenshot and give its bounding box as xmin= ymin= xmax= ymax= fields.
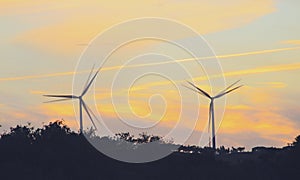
xmin=96 ymin=89 xmax=182 ymax=123
xmin=38 ymin=103 xmax=79 ymax=130
xmin=219 ymin=108 xmax=299 ymax=145
xmin=213 ymin=86 xmax=300 ymax=146
xmin=41 ymin=103 xmax=75 ymax=118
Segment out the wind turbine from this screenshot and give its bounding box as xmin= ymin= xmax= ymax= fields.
xmin=184 ymin=80 xmax=243 ymax=150
xmin=44 ymin=66 xmax=100 ymax=134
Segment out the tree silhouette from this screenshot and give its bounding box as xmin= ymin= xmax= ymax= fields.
xmin=0 ymin=120 xmax=299 ymax=180
xmin=237 ymin=147 xmax=245 ymax=152
xmin=292 ymin=135 xmax=300 ymax=147
xmin=217 ymin=145 xmax=230 ymax=155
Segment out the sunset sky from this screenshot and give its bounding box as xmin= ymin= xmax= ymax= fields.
xmin=1 ymin=0 xmax=300 ymax=149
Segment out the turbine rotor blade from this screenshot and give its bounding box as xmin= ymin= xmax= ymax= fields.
xmin=81 ymin=67 xmax=101 ymax=96
xmin=86 ymin=104 xmax=99 ymax=124
xmin=216 ymin=80 xmax=241 ymax=96
xmin=83 ymin=64 xmax=95 ymax=91
xmin=186 ymin=81 xmax=211 ymax=99
xmin=214 ymin=85 xmax=243 ymax=98
xmin=182 ymin=84 xmax=205 ymax=95
xmin=81 ymin=101 xmax=97 ymax=129
xmin=43 ymin=94 xmax=78 ymax=99
xmin=43 ymin=98 xmax=73 ymax=104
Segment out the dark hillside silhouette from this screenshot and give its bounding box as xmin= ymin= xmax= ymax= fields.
xmin=0 ymin=120 xmax=299 ymax=180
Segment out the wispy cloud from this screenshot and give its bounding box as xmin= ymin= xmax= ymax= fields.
xmin=0 ymin=71 xmax=76 ymax=81
xmin=257 ymin=82 xmax=287 ymax=88
xmin=121 ymin=62 xmax=300 ymax=94
xmin=9 ymin=0 xmax=275 ymax=53
xmin=282 ymin=40 xmax=300 ymax=45
xmin=1 ymin=46 xmax=299 ymax=82
xmin=29 ymin=90 xmax=48 ymax=95
xmin=221 ymin=62 xmax=300 ymax=77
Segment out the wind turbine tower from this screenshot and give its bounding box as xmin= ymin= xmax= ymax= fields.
xmin=185 ymin=80 xmax=243 ymax=150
